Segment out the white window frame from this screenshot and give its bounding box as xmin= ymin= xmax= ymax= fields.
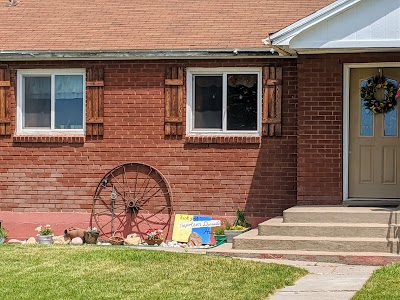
xmin=17 ymin=69 xmax=86 ymax=136
xmin=186 ymin=67 xmax=262 ymax=136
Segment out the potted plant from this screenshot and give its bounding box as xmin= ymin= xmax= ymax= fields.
xmin=224 ymin=209 xmax=251 ymax=243
xmin=84 ymin=227 xmax=99 ymax=244
xmin=213 ymin=226 xmax=226 ymax=246
xmin=0 ymin=226 xmax=8 ymax=244
xmin=35 ymin=224 xmax=54 ymax=245
xmin=144 ymin=228 xmax=163 ymax=245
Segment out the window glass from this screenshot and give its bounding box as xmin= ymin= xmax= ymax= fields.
xmin=24 ymin=77 xmax=51 ymax=128
xmin=227 ymin=74 xmax=257 ymax=130
xmin=384 ymin=108 xmax=397 ymax=136
xmin=194 ymin=76 xmax=222 ymax=129
xmin=55 ymin=75 xmax=84 ymax=129
xmin=360 ymin=79 xmax=374 ymax=137
xmin=384 ymin=79 xmax=398 ymax=137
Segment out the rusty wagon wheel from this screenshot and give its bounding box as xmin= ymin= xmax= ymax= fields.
xmin=91 ymin=163 xmax=173 ymax=240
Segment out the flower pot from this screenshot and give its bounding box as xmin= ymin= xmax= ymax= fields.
xmin=144 ymin=238 xmax=163 ymax=245
xmin=224 ymin=228 xmax=251 ymax=243
xmin=38 ymin=235 xmax=54 ymax=245
xmin=214 ymin=235 xmax=226 ymax=246
xmin=84 ymin=231 xmax=99 ymax=244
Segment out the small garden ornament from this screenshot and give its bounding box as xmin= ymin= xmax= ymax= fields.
xmin=84 ymin=227 xmax=99 ymax=244
xmin=144 ymin=228 xmax=164 ymax=245
xmin=224 ymin=210 xmax=251 ymax=243
xmin=0 ymin=226 xmax=8 ymax=244
xmin=35 ymin=224 xmax=54 ymax=245
xmin=213 ymin=227 xmax=227 ymax=246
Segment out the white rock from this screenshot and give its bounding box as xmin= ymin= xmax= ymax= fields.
xmin=7 ymin=239 xmax=24 ymax=244
xmin=26 ymin=237 xmax=37 ymax=244
xmin=124 ymin=235 xmax=142 ymax=245
xmin=71 ymin=237 xmax=83 ymax=245
xmin=53 ymin=235 xmax=71 ymax=245
xmin=97 ymin=242 xmax=112 ymax=246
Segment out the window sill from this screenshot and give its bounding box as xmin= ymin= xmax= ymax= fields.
xmin=13 ymin=135 xmax=85 ymax=144
xmin=185 ymin=135 xmax=261 ymax=144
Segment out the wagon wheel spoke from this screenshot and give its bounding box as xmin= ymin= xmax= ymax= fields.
xmin=92 ymin=163 xmax=173 ymax=239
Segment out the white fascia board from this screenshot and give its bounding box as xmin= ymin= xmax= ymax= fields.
xmin=295 ymin=40 xmax=400 ymax=49
xmin=269 ymin=0 xmax=363 ymax=46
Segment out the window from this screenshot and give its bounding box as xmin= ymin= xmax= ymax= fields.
xmin=17 ymin=69 xmax=85 ymax=135
xmin=187 ymin=68 xmax=262 ymax=135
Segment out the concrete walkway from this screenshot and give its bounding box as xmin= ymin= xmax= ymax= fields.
xmin=129 ymin=245 xmax=378 ymax=299
xmin=240 ymin=258 xmax=378 ymax=300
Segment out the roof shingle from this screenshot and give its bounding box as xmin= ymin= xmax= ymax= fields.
xmin=0 ymin=0 xmax=336 ymax=51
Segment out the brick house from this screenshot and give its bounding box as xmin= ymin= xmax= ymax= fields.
xmin=1 ymin=0 xmax=398 ymax=240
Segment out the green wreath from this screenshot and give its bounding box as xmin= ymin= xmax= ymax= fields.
xmin=361 ymin=76 xmax=397 ymax=114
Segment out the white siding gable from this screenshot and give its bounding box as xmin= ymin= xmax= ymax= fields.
xmin=281 ymin=0 xmax=400 ymax=50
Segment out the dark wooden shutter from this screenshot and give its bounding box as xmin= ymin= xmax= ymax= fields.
xmin=165 ymin=66 xmax=184 ymax=137
xmin=86 ymin=67 xmax=104 ymax=137
xmin=262 ymin=66 xmax=282 ymax=136
xmin=0 ymin=66 xmax=11 ymax=136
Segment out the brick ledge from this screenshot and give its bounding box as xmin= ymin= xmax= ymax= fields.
xmin=13 ymin=135 xmax=85 ymax=144
xmin=185 ymin=135 xmax=261 ymax=144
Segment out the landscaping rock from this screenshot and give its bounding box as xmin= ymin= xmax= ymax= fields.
xmin=7 ymin=239 xmax=24 ymax=244
xmin=26 ymin=237 xmax=37 ymax=244
xmin=124 ymin=234 xmax=142 ymax=245
xmin=71 ymin=237 xmax=83 ymax=245
xmin=53 ymin=235 xmax=71 ymax=245
xmin=187 ymin=232 xmax=202 ymax=247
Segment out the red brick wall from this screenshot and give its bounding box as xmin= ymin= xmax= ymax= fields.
xmin=0 ymin=58 xmax=298 ymax=229
xmin=297 ymin=52 xmax=400 ymax=205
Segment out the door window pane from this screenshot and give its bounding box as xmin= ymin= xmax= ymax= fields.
xmin=227 ymin=74 xmax=258 ymax=131
xmin=360 ymin=79 xmax=374 ymax=137
xmin=384 ymin=108 xmax=397 ymax=136
xmin=55 ymin=75 xmax=84 ymax=129
xmin=384 ymin=79 xmax=398 ymax=137
xmin=24 ymin=77 xmax=51 ymax=128
xmin=194 ymin=76 xmax=222 ymax=129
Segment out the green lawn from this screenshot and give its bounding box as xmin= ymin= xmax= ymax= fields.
xmin=0 ymin=245 xmax=307 ymax=300
xmin=352 ymin=263 xmax=400 ymax=300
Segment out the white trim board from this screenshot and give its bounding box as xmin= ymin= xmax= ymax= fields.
xmin=343 ymin=62 xmax=400 ymax=202
xmin=16 ymin=69 xmax=86 ymax=136
xmin=186 ymin=67 xmax=262 ymax=136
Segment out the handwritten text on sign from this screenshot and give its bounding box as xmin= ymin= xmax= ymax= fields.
xmin=179 ymin=220 xmax=221 ymax=229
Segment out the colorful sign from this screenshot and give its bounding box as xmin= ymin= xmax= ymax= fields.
xmin=172 ymin=214 xmax=220 ymax=244
xmin=172 ymin=214 xmax=193 ymax=242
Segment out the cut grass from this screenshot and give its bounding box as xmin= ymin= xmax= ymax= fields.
xmin=352 ymin=263 xmax=400 ymax=300
xmin=0 ymin=245 xmax=306 ymax=300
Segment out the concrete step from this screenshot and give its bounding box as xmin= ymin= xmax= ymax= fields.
xmin=259 ymin=217 xmax=399 ymax=238
xmin=233 ymin=229 xmax=399 ymax=253
xmin=207 ymin=243 xmax=400 ymax=266
xmin=283 ymin=206 xmax=400 ymax=224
